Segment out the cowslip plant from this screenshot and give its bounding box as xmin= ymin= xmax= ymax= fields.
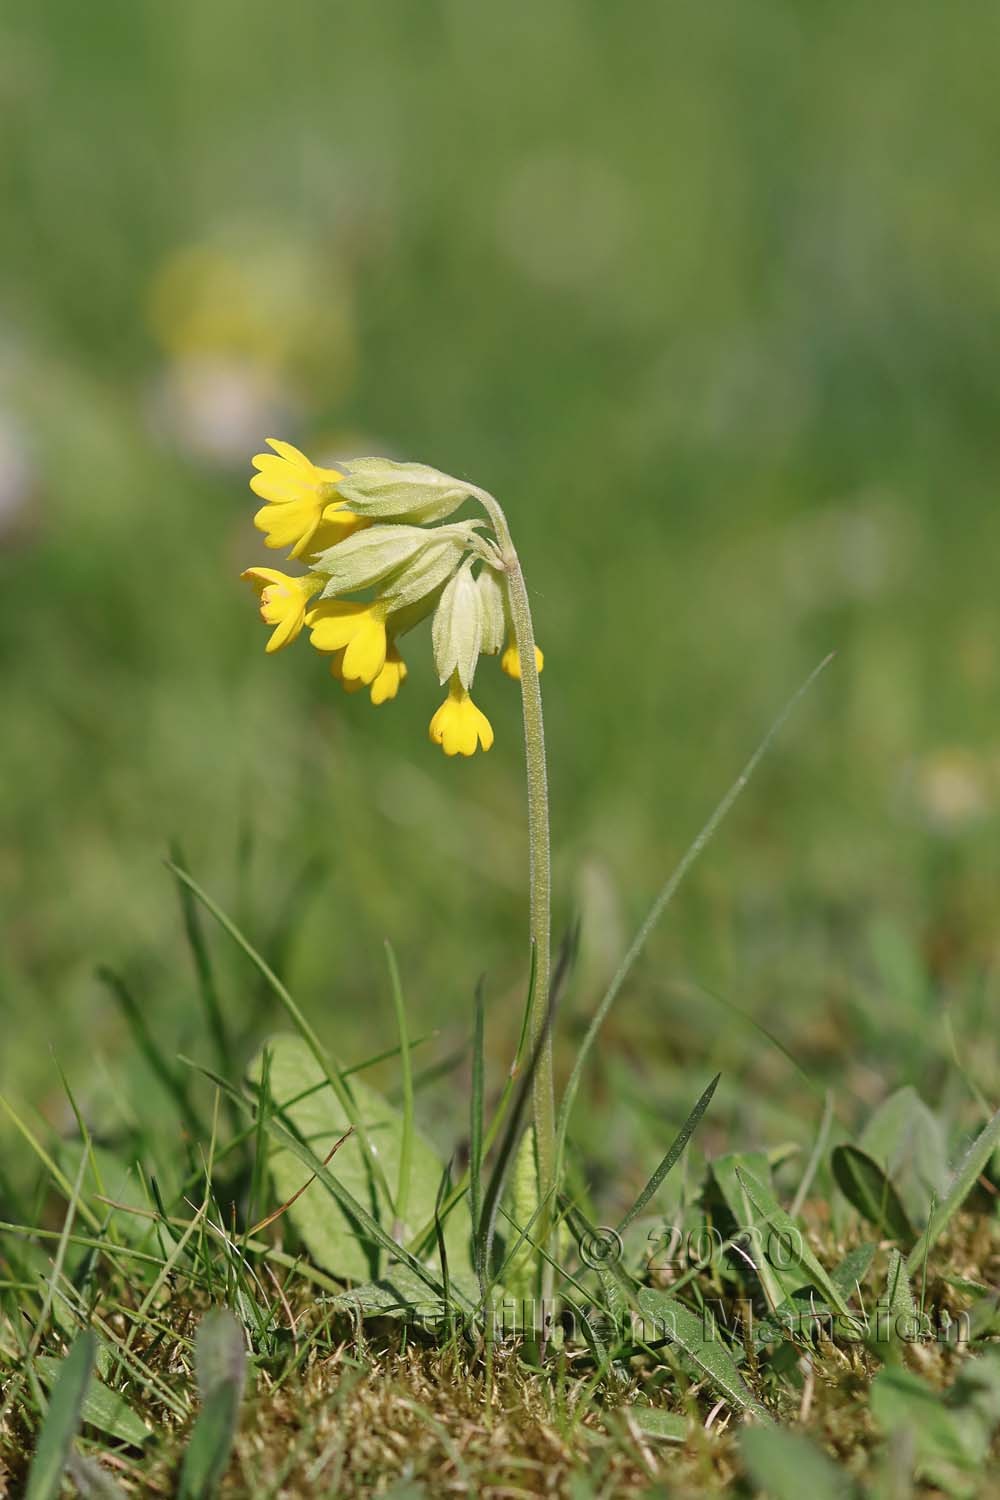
xmin=240 ymin=440 xmax=558 ymax=1306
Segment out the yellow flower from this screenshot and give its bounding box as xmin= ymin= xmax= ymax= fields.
xmin=429 ymin=675 xmax=494 ymax=757
xmin=327 ymin=649 xmax=365 ymax=695
xmin=329 ymin=641 xmax=407 ymax=704
xmin=251 ymin=438 xmax=357 ymax=559
xmin=501 ymin=640 xmax=544 ymax=679
xmin=241 ymin=567 xmax=319 ymax=652
xmin=370 ymin=644 xmax=408 ymax=705
xmin=306 ymin=599 xmax=389 ymax=684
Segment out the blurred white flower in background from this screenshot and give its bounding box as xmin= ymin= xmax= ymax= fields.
xmin=780 ymin=493 xmax=917 ymax=612
xmin=147 ymin=354 xmax=296 ymax=468
xmin=900 ymin=748 xmax=994 ymax=835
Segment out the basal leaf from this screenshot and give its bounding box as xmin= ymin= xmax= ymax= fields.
xmin=248 ymin=1035 xmax=472 ymax=1283
xmin=831 ymin=1145 xmax=915 ymax=1245
xmin=34 ymin=1353 xmax=151 ymax=1449
xmin=741 ymin=1425 xmax=855 ymax=1499
xmin=636 ymin=1288 xmax=770 ymax=1420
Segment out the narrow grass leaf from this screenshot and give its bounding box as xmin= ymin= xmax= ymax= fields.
xmin=831 ymin=1144 xmax=915 ymax=1246
xmin=555 ymin=655 xmax=834 ymax=1168
xmin=167 ymin=861 xmax=394 ymax=1215
xmin=470 ymin=978 xmax=486 ymax=1292
xmin=182 ymin=1055 xmax=466 ymax=1307
xmin=97 ymin=966 xmax=203 ymax=1139
xmin=905 ymin=1104 xmax=1000 ymax=1277
xmin=25 ymin=1331 xmax=96 ymax=1500
xmin=617 ymin=1073 xmax=719 ymax=1236
xmin=384 ymin=941 xmax=414 ymax=1238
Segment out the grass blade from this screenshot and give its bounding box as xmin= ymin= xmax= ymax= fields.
xmin=180 ymin=1056 xmax=464 ymax=1307
xmin=24 ymin=1331 xmax=96 ymax=1500
xmin=165 ymin=860 xmax=394 ymax=1216
xmin=97 ymin=965 xmax=203 ymax=1139
xmin=384 ymin=940 xmax=413 ymax=1240
xmin=555 ymin=655 xmax=834 ymax=1169
xmin=169 ymin=844 xmax=237 ymax=1126
xmin=617 ymin=1073 xmax=720 ymax=1236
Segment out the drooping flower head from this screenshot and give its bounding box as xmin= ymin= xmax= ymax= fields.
xmin=239 ymin=445 xmax=544 ymax=755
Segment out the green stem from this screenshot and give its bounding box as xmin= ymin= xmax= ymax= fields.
xmin=474 ymin=489 xmax=555 ymax=1307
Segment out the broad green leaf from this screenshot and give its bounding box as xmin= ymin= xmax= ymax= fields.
xmin=859 ymin=1086 xmax=948 ymax=1226
xmin=636 ymin=1288 xmax=770 ymax=1420
xmin=830 ymin=1242 xmax=877 ymax=1299
xmin=34 ymin=1353 xmax=151 ymax=1448
xmin=627 ymin=1406 xmax=687 ymax=1443
xmin=248 ymin=1035 xmax=473 ymax=1283
xmin=871 ymin=1357 xmax=1000 ymax=1497
xmin=885 ymin=1249 xmax=916 ymax=1322
xmin=178 ymin=1309 xmax=247 ymax=1500
xmin=332 ymin=1262 xmax=453 ymax=1322
xmin=26 ymin=1332 xmax=96 ymax=1500
xmin=831 ymin=1145 xmax=915 ymax=1245
xmin=708 ymin=1153 xmax=801 ymax=1310
xmin=741 ymin=1425 xmax=855 ymax=1499
xmin=734 ymin=1166 xmax=853 ymax=1318
xmin=906 ymin=1104 xmax=1000 ymax=1277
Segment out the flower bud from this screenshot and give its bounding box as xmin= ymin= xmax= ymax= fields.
xmin=476 ymin=565 xmax=506 ymax=656
xmin=334 ymin=457 xmax=471 ymax=524
xmin=432 ymin=560 xmax=483 ymax=690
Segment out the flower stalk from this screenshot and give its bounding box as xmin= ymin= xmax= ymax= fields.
xmin=473 ymin=487 xmax=555 ymax=1298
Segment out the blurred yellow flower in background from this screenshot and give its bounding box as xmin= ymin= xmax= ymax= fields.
xmin=501 ymin=641 xmax=544 ymax=680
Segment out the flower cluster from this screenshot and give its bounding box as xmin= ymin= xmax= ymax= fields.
xmin=241 ymin=441 xmax=543 ymax=755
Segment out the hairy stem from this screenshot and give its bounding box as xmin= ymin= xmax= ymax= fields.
xmin=474 ymin=489 xmax=555 ymax=1308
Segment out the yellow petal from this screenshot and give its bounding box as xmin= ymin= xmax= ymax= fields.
xmin=342 ymin=616 xmax=387 ymax=683
xmin=253 ymin=498 xmax=322 ymax=552
xmin=263 ymin=438 xmax=313 ymax=468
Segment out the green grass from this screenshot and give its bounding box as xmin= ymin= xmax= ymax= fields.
xmin=2 ymin=0 xmax=1000 ymax=1493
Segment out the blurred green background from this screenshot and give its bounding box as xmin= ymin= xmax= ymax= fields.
xmin=2 ymin=0 xmax=999 ymax=1175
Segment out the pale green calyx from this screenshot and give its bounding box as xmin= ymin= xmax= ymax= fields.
xmin=476 ymin=565 xmax=506 ymax=656
xmin=314 ymin=524 xmax=436 ymax=597
xmin=335 ymin=457 xmax=472 ymax=524
xmin=380 ymin=530 xmax=473 ymax=612
xmin=432 ymin=559 xmax=483 ymax=689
